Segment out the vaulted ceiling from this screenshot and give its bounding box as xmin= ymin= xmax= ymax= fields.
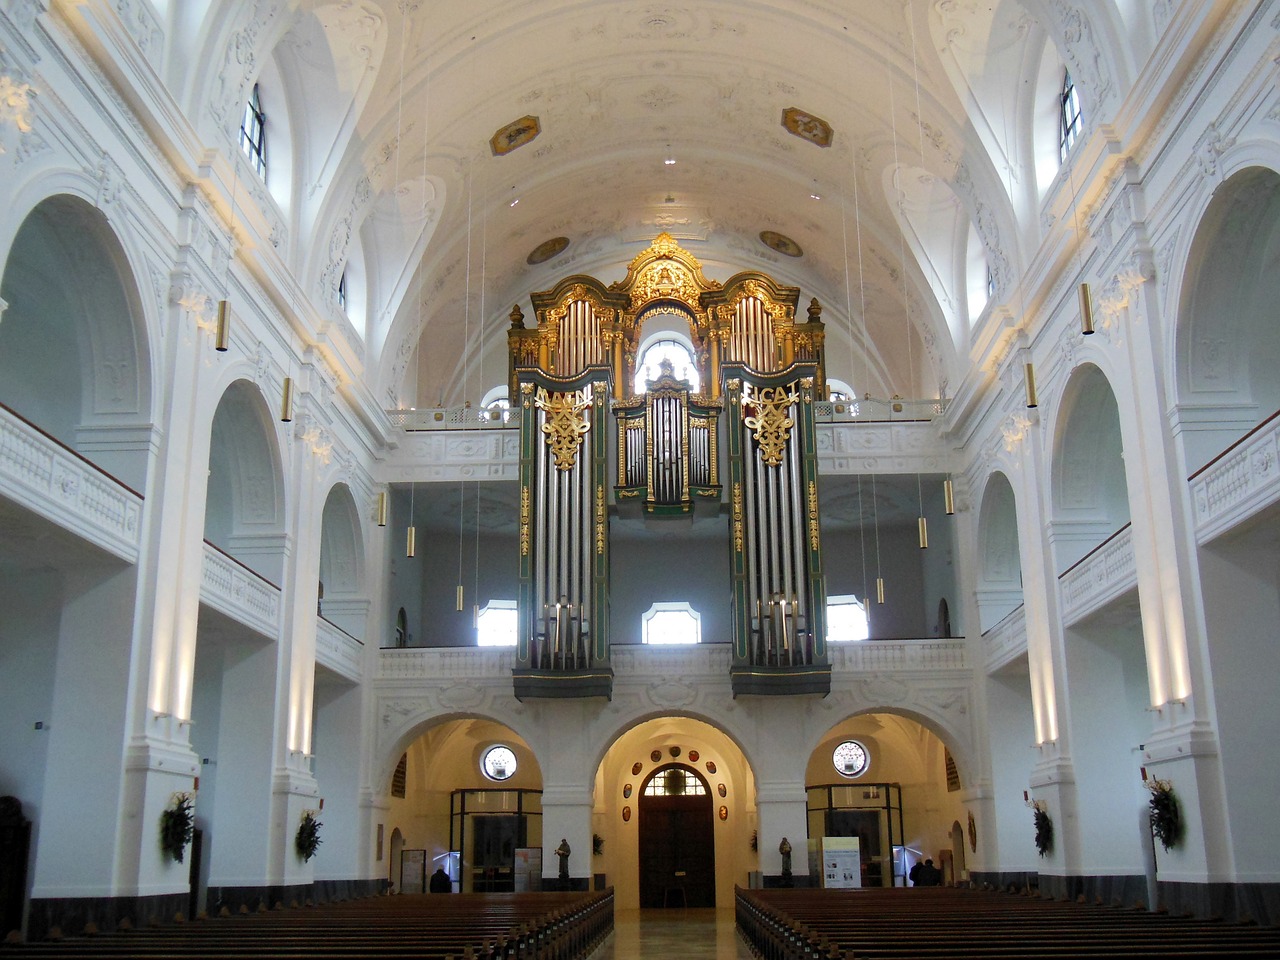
xmin=218 ymin=0 xmax=1139 ymax=411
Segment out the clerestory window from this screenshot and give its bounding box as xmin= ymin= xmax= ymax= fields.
xmin=1059 ymin=69 xmax=1082 ymax=163
xmin=240 ymin=83 xmax=267 ymax=180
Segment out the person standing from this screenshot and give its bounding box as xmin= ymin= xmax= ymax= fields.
xmin=429 ymin=866 xmax=451 ymax=893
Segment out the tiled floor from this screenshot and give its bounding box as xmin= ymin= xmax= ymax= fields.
xmin=602 ymin=908 xmax=754 ymax=959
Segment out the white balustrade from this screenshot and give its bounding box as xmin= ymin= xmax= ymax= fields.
xmin=377 ymin=638 xmax=967 ymax=683
xmin=382 ymin=419 xmax=950 ymax=478
xmin=983 ymin=605 xmax=1027 ymax=673
xmin=1058 ymin=524 xmax=1136 ymax=626
xmin=1191 ymin=417 xmax=1280 ymax=544
xmin=200 ymin=541 xmax=281 ymax=639
xmin=315 ymin=618 xmax=365 ymax=682
xmin=0 ymin=405 xmax=143 ymax=562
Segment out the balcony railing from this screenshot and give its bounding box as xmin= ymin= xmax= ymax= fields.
xmin=377 ymin=637 xmax=968 ymax=683
xmin=387 ymin=395 xmax=946 ymax=433
xmin=1190 ymin=409 xmax=1280 ymax=544
xmin=1058 ymin=523 xmax=1136 ymax=626
xmin=982 ymin=605 xmax=1027 ymax=673
xmin=200 ymin=540 xmax=281 ymax=639
xmin=316 ymin=617 xmax=365 ymax=682
xmin=0 ymin=403 xmax=144 ymax=562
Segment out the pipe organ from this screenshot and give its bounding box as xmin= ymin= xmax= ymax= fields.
xmin=614 ymin=360 xmax=720 ymax=515
xmin=508 ymin=233 xmax=829 ymax=699
xmin=723 ymin=370 xmax=829 ymax=695
xmin=512 ymin=370 xmax=613 ymax=701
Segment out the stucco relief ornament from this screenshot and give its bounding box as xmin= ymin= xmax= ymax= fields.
xmin=1001 ymin=414 xmax=1033 ymax=454
xmin=0 ymin=74 xmax=35 ymax=154
xmin=648 ymin=678 xmax=697 ymax=708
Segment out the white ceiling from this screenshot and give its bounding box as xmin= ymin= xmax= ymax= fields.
xmin=266 ymin=0 xmax=1042 ymax=409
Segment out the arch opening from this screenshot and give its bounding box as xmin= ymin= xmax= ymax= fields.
xmin=593 ymin=716 xmax=755 ymax=910
xmin=0 ymin=195 xmax=153 ymax=491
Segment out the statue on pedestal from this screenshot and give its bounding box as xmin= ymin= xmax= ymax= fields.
xmin=556 ymin=838 xmax=571 ymax=880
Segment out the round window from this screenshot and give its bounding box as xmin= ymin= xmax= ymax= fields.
xmin=482 ymin=745 xmax=517 ymax=781
xmin=832 ymin=740 xmax=868 ymax=779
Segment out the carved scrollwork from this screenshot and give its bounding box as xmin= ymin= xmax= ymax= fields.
xmin=535 ymin=387 xmax=592 ymax=470
xmin=742 ymin=384 xmax=797 ymax=467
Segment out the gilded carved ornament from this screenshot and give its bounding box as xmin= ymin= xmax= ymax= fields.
xmin=629 ymin=260 xmax=701 ymax=312
xmin=535 ymin=387 xmax=592 ymax=470
xmin=595 ymin=485 xmax=606 ymax=555
xmin=808 ymin=480 xmax=820 ymax=551
xmin=732 ymin=482 xmax=744 ymax=553
xmin=742 ymin=384 xmax=798 ymax=467
xmin=519 ymin=486 xmax=531 ymax=556
xmin=611 ymin=233 xmax=720 ymax=308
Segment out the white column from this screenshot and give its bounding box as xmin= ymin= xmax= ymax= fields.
xmin=540 ymin=785 xmax=593 ymax=887
xmin=756 ymin=783 xmax=809 ymax=880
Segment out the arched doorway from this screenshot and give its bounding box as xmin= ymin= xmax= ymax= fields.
xmin=949 ymin=820 xmax=967 ymax=886
xmin=638 ymin=765 xmax=715 ymax=908
xmin=593 ymin=716 xmax=755 ymax=909
xmin=808 ymin=714 xmax=969 ymax=888
xmin=383 ymin=718 xmax=542 ymax=894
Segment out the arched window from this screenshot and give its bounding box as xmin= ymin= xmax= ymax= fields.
xmin=337 ymin=268 xmax=347 ymax=310
xmin=1059 ymin=69 xmax=1082 ymax=163
xmin=240 ymin=83 xmax=267 ymax=180
xmin=642 ymin=601 xmax=701 ymax=645
xmin=634 ymin=337 xmax=700 ymax=393
xmin=394 ymin=607 xmax=409 ymax=647
xmin=827 ymin=595 xmax=870 ymax=642
xmin=826 ymin=378 xmax=855 ymax=402
xmin=479 ymin=384 xmax=513 ymax=423
xmin=643 ymin=766 xmax=708 ymax=796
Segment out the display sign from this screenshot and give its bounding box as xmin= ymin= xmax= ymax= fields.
xmin=514 ymin=847 xmax=543 ymax=891
xmin=816 ymin=836 xmax=861 ymax=888
xmin=400 ymin=848 xmax=426 ymax=894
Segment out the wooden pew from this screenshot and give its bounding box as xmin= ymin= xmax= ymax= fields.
xmin=738 ymin=886 xmax=1280 ymax=959
xmin=1 ymin=890 xmax=614 ymax=960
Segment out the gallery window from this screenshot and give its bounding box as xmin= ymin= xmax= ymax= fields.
xmin=827 ymin=595 xmax=870 ymax=642
xmin=477 ymin=600 xmax=518 ymax=647
xmin=642 ymin=602 xmax=701 ymax=645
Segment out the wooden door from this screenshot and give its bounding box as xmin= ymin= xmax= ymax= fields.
xmin=637 ymin=766 xmax=715 ymax=907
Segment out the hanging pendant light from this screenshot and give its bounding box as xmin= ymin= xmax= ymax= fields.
xmin=943 ymin=478 xmax=955 ymax=516
xmin=406 ymin=483 xmax=416 ymax=558
xmin=376 ymin=491 xmax=388 ymax=527
xmin=1024 ymin=363 xmax=1038 ymax=409
xmin=876 ymin=577 xmax=885 ymax=605
xmin=215 ymin=300 xmax=230 ymax=351
xmin=1079 ymin=283 xmax=1095 ymax=335
xmin=280 ymin=376 xmax=294 ymax=422
xmin=918 ymin=516 xmax=929 ymax=550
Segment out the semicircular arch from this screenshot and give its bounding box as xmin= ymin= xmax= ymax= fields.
xmin=1172 ymin=164 xmax=1280 ymax=473
xmin=0 ymin=193 xmax=155 ymax=491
